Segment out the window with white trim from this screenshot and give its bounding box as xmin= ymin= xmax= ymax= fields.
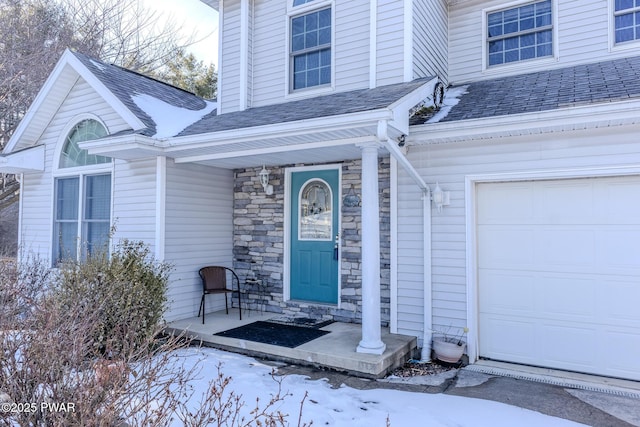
xmin=290 ymin=6 xmax=331 ymax=90
xmin=614 ymin=0 xmax=640 ymax=43
xmin=487 ymin=0 xmax=553 ymax=66
xmin=53 ymin=119 xmax=112 ymax=263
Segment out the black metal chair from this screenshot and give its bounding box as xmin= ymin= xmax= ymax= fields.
xmin=198 ymin=266 xmax=242 ymax=324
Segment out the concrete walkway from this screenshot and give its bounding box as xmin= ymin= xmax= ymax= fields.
xmin=274 ymin=360 xmax=640 ymax=427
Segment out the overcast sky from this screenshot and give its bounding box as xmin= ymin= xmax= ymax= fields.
xmin=140 ymin=0 xmax=219 ymax=66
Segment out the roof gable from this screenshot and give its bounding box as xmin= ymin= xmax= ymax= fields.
xmin=4 ymin=49 xmax=215 ymax=154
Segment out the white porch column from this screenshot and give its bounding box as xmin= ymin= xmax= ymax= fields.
xmin=356 ymin=142 xmax=386 ymax=355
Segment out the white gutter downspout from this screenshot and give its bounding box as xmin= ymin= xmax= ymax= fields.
xmin=379 ymin=121 xmax=433 ymax=362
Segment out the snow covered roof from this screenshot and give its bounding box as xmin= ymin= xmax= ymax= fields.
xmin=412 ymin=55 xmax=640 ymax=125
xmin=72 ymin=51 xmax=216 ymax=138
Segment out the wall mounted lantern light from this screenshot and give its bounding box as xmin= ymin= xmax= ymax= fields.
xmin=431 ymin=182 xmax=450 ymax=213
xmin=259 ymin=165 xmax=274 ymax=195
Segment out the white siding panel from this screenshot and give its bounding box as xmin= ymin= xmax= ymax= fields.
xmin=19 ymin=79 xmax=129 ymax=262
xmin=376 ymin=0 xmax=405 ymax=86
xmin=396 ymin=126 xmax=640 ymax=344
xmin=413 ymin=0 xmax=448 ymax=84
xmin=111 ymin=158 xmax=157 ymax=249
xmin=251 ymin=0 xmax=287 ymax=107
xmin=220 ymin=0 xmax=241 ymax=113
xmin=163 ymin=161 xmax=233 ymax=321
xmin=449 ymin=0 xmax=627 ymax=84
xmin=250 ymin=0 xmax=370 ymax=107
xmin=334 ymin=0 xmax=370 ymax=92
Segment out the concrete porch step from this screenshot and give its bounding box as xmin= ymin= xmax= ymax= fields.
xmin=167 ymin=310 xmax=417 ymax=378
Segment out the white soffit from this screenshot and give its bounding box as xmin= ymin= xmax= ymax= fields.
xmin=0 ymin=145 xmax=45 ymax=173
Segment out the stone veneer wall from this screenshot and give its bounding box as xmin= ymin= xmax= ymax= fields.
xmin=232 ymin=157 xmax=391 ymax=326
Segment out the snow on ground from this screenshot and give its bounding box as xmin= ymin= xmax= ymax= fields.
xmin=174 ymin=347 xmax=586 ymax=427
xmin=132 ymin=94 xmax=216 ymax=138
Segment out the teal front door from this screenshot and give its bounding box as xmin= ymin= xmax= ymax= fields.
xmin=290 ymin=169 xmax=339 ymax=304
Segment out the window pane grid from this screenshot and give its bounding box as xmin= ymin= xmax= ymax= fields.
xmin=291 ymin=8 xmax=331 ymax=90
xmin=54 ymin=174 xmax=111 ymax=264
xmin=614 ymin=1 xmax=640 ymax=43
xmin=60 ymin=119 xmax=111 ymax=169
xmin=487 ymin=0 xmax=553 ymax=66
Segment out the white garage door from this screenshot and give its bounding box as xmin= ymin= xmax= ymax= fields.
xmin=477 ymin=176 xmax=640 ymax=381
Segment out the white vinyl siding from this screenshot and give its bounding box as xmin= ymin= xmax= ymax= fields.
xmin=219 ymin=0 xmax=242 ymax=113
xmin=163 ymin=161 xmax=234 ymax=321
xmin=18 ymin=79 xmax=128 ymax=261
xmin=110 ymin=158 xmax=157 ymax=250
xmin=334 ymin=0 xmax=369 ymax=91
xmin=251 ymin=0 xmax=287 ymax=107
xmin=449 ymin=0 xmax=619 ymax=83
xmin=229 ymin=0 xmax=371 ymax=107
xmin=396 ymin=126 xmax=640 ymax=345
xmin=376 ymin=0 xmax=405 ymax=86
xmin=413 ymin=0 xmax=448 ymax=84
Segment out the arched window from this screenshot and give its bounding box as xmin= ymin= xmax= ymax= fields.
xmin=299 ymin=179 xmax=332 ymax=240
xmin=59 ymin=119 xmax=111 ymax=168
xmin=53 ymin=119 xmax=112 ymax=263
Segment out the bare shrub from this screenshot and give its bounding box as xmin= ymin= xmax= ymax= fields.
xmin=0 ymin=242 xmax=311 ymax=427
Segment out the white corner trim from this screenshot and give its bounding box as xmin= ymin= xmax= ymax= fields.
xmin=369 ymin=0 xmax=377 ymax=88
xmin=239 ymin=0 xmax=249 ymax=111
xmin=17 ymin=173 xmax=24 ymax=259
xmin=403 ymin=0 xmax=414 ymax=82
xmin=155 ymin=156 xmax=167 ymax=261
xmin=218 ymin=0 xmax=225 ymax=113
xmin=389 ymin=156 xmax=398 ymax=333
xmin=464 ymin=175 xmax=479 ymax=363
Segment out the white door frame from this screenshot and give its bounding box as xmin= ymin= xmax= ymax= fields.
xmin=465 ymin=165 xmax=640 ymax=364
xmin=284 ymin=163 xmax=343 ymax=305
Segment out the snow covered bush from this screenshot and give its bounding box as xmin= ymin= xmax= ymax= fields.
xmin=0 ymin=242 xmax=310 ymax=426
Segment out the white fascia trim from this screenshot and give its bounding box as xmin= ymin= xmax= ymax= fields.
xmin=4 ymin=50 xmax=76 ymax=153
xmin=200 ymin=0 xmax=219 ymax=11
xmin=174 ymin=136 xmax=372 ymax=164
xmin=167 ymin=108 xmax=394 ymax=148
xmin=0 ymin=145 xmax=45 ymax=173
xmin=79 ymin=134 xmax=166 ymax=156
xmin=388 ymin=77 xmax=439 ymax=134
xmin=65 ymin=54 xmax=146 ymax=131
xmin=408 ymin=98 xmax=640 ymax=143
xmin=4 ymin=49 xmax=145 ymax=154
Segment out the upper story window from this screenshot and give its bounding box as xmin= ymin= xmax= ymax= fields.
xmin=487 ymin=0 xmax=553 ymax=66
xmin=614 ymin=0 xmax=640 ymax=43
xmin=60 ymin=119 xmax=111 ymax=168
xmin=290 ymin=7 xmax=331 ymax=91
xmin=293 ymin=0 xmax=317 ymax=5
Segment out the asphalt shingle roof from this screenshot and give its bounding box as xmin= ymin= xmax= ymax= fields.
xmin=72 ymin=51 xmax=211 ymax=136
xmin=434 ymin=55 xmax=640 ymax=123
xmin=178 ymin=77 xmax=433 ymax=136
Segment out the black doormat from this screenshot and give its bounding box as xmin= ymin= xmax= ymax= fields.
xmin=214 ymin=321 xmax=330 ymax=348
